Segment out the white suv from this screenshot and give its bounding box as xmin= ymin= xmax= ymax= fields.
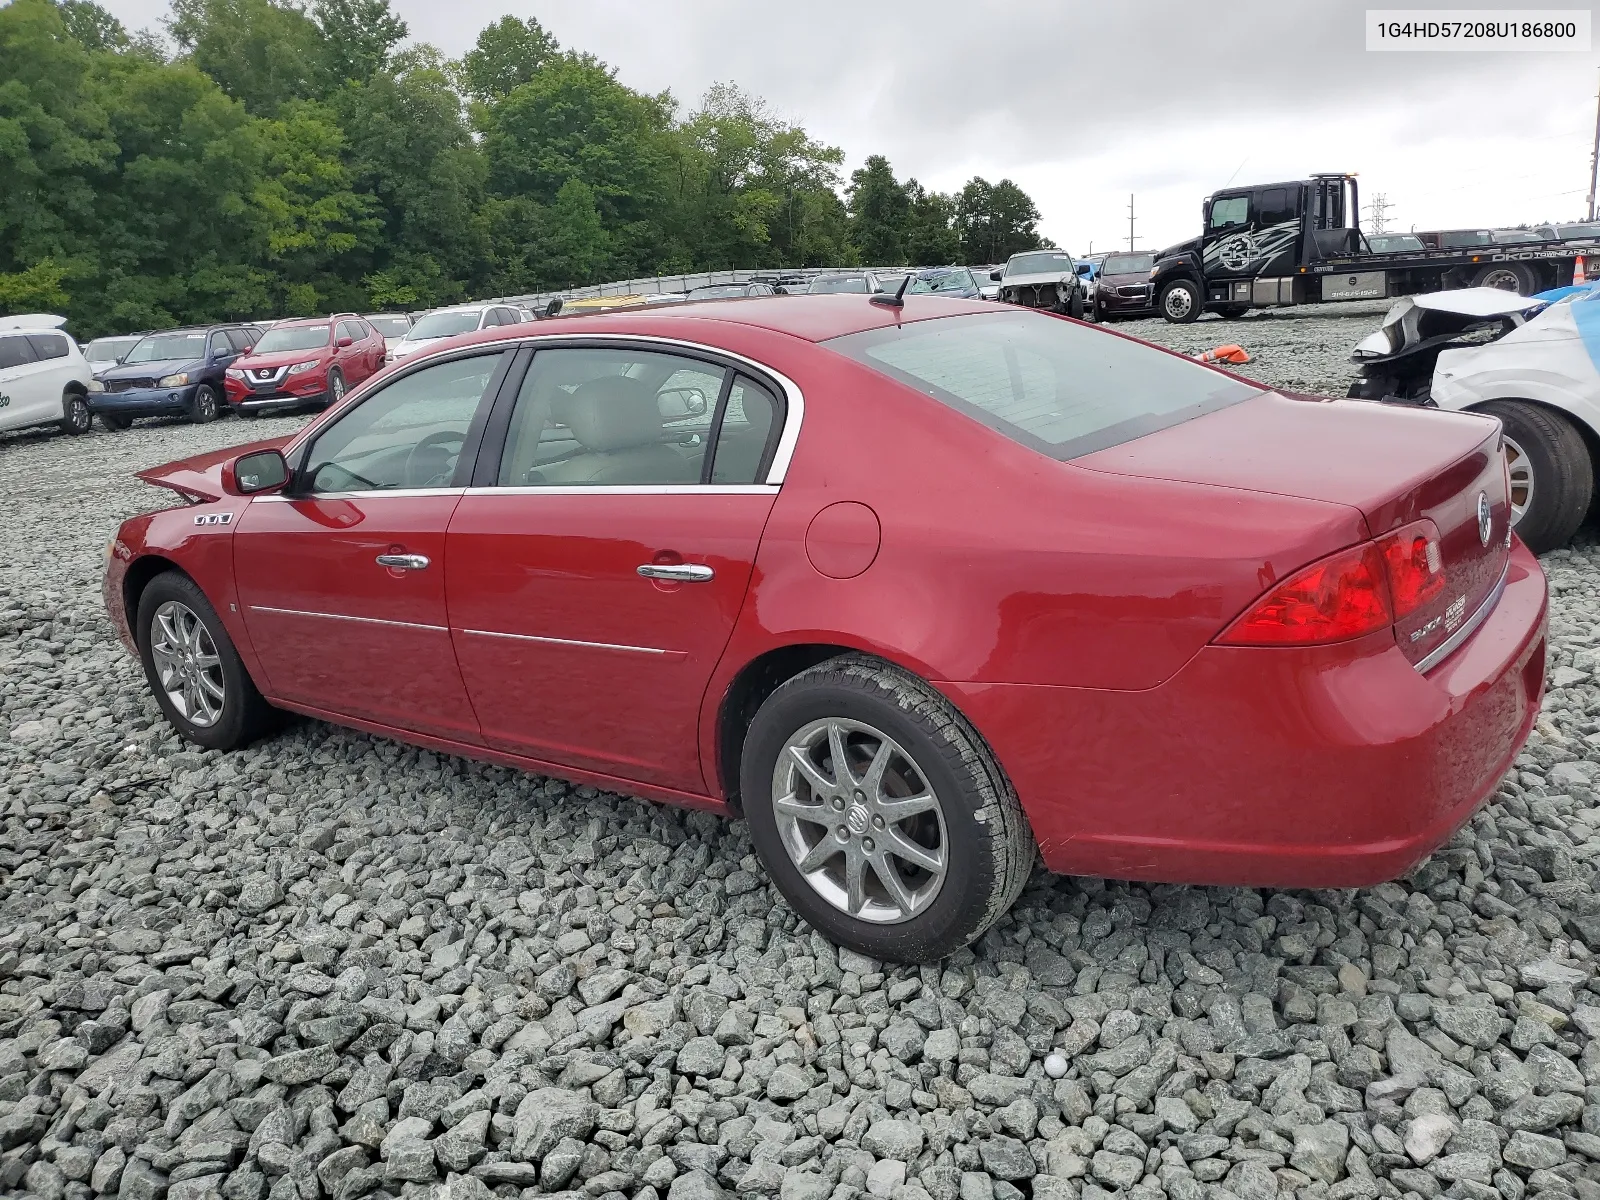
xmin=386 ymin=303 xmax=526 ymax=363
xmin=0 ymin=315 xmax=94 ymax=437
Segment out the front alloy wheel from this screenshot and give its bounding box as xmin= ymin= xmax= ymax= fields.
xmin=149 ymin=600 xmax=226 ymax=727
xmin=60 ymin=394 xmax=91 ymax=435
xmin=773 ymin=717 xmax=947 ymax=923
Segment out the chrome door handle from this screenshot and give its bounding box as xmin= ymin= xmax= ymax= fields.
xmin=376 ymin=554 xmax=430 ymax=570
xmin=637 ymin=563 xmax=714 ymax=583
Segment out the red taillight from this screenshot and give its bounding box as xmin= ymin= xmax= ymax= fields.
xmin=1218 ymin=543 xmax=1393 ymax=647
xmin=1378 ymin=520 xmax=1444 ymax=618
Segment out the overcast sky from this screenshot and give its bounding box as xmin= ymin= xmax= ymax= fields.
xmin=100 ymin=0 xmax=1600 ymax=254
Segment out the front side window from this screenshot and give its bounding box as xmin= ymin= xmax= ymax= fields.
xmin=827 ymin=310 xmax=1262 ymax=460
xmin=496 ymin=347 xmax=730 ymax=486
xmin=301 ymin=352 xmax=505 ymax=493
xmin=1209 ymin=196 xmax=1250 ymax=229
xmin=26 ymin=334 xmax=69 ymax=360
xmin=0 ymin=336 xmax=37 ymax=370
xmin=209 ymin=331 xmax=233 ymax=356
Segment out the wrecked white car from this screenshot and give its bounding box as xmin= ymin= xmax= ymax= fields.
xmin=991 ymin=250 xmax=1086 ymax=318
xmin=1349 ymin=283 xmax=1600 ymax=551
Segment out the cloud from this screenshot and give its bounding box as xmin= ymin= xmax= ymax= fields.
xmin=102 ymin=0 xmax=1600 ymax=251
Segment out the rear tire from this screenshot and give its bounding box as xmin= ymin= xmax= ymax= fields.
xmin=1477 ymin=399 xmax=1593 ymax=553
xmin=1218 ymin=304 xmax=1249 ymax=320
xmin=187 ymin=385 xmax=219 ymax=424
xmin=1474 ymin=262 xmax=1539 ymax=294
xmin=136 ymin=572 xmax=275 ymax=751
xmin=99 ymin=413 xmax=132 ymax=432
xmin=59 ymin=393 xmax=91 ymax=435
xmin=741 ymin=653 xmax=1035 ymax=964
xmin=1160 ymin=279 xmax=1202 ymax=323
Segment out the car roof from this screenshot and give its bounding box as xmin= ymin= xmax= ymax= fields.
xmin=433 ymin=293 xmax=997 ymax=348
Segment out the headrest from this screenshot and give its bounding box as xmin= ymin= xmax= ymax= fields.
xmin=557 ymin=376 xmax=665 ymax=452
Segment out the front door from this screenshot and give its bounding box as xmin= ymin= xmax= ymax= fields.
xmin=233 ymin=349 xmax=511 ymax=741
xmin=446 ymin=344 xmax=786 ymax=793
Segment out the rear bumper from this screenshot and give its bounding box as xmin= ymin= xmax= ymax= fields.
xmin=89 ymin=385 xmax=196 ymax=415
xmin=940 ymin=538 xmax=1548 ymax=888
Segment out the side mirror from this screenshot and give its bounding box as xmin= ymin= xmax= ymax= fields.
xmin=337 ymin=335 xmax=354 ymax=348
xmin=990 ymin=269 xmax=1003 ymax=282
xmin=544 ymin=298 xmax=564 ymax=318
xmin=227 ymin=449 xmax=289 ymax=496
xmin=658 ymin=387 xmax=708 ymax=419
xmin=242 ymin=344 xmax=254 ymax=354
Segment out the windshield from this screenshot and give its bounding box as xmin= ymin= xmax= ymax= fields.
xmin=1558 ymin=224 xmax=1600 ymax=240
xmin=690 ymin=285 xmax=752 ymax=299
xmin=827 ymin=310 xmax=1261 ymax=460
xmin=1006 ymin=252 xmax=1075 ymax=276
xmin=85 ymin=336 xmax=139 ymax=361
xmin=123 ymin=331 xmax=208 ymax=363
xmin=365 ymin=315 xmax=410 ymax=336
xmin=809 ymin=276 xmax=872 ymax=294
xmin=1493 ymin=229 xmax=1552 ymax=243
xmin=254 ymin=324 xmax=331 ymax=354
xmin=1368 ymin=235 xmax=1424 ymax=253
xmin=1436 ymin=231 xmax=1494 ymax=248
xmin=407 ymin=311 xmax=481 ymax=339
xmin=921 ymin=270 xmax=975 ymax=292
xmin=1101 ymin=254 xmax=1154 ymax=275
xmin=879 ymin=275 xmax=935 ymax=294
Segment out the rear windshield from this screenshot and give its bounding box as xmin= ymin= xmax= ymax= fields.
xmin=408 ymin=311 xmax=481 ymax=339
xmin=826 ymin=311 xmax=1262 ymax=460
xmin=365 ymin=315 xmax=410 ymax=335
xmin=809 ymin=277 xmax=871 ymax=294
xmin=255 ymin=324 xmax=331 ymax=353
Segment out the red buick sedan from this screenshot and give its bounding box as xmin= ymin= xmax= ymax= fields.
xmin=103 ymin=295 xmax=1547 ymax=962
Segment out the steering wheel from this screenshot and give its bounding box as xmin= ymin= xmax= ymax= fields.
xmin=404 ymin=430 xmax=465 ymax=487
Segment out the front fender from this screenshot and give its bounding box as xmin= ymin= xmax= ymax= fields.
xmin=1433 ymin=351 xmax=1600 ymax=437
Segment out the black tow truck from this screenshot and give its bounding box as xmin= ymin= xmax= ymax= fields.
xmin=1148 ymin=173 xmax=1600 ymax=323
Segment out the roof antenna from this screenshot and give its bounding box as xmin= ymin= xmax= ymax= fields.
xmin=871 ymin=274 xmax=912 ymax=309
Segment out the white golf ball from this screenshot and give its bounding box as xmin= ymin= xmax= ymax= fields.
xmin=1044 ymin=1052 xmax=1068 ymax=1079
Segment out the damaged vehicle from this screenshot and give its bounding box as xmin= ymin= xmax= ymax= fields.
xmin=991 ymin=250 xmax=1086 ymax=318
xmin=1349 ymin=283 xmax=1600 ymax=552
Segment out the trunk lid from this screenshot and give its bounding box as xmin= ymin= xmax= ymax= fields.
xmin=1077 ymin=391 xmax=1511 ymax=667
xmin=137 ymin=436 xmax=293 ymax=503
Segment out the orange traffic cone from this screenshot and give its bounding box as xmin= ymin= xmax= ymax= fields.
xmin=1196 ymin=344 xmax=1251 ymax=365
xmin=1576 ymin=255 xmax=1588 ymax=285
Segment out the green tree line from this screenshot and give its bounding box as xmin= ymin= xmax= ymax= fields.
xmin=0 ymin=0 xmax=1051 ymax=336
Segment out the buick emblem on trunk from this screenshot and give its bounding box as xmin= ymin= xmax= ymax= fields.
xmin=1476 ymin=492 xmax=1492 ymax=547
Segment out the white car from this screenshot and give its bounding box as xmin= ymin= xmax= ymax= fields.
xmin=82 ymin=334 xmax=144 ymax=374
xmin=362 ymin=312 xmax=413 ymax=351
xmin=992 ymin=250 xmax=1087 ymax=317
xmin=386 ymin=303 xmax=527 ymax=363
xmin=1349 ymin=283 xmax=1600 ymax=552
xmin=0 ymin=315 xmax=94 ymax=437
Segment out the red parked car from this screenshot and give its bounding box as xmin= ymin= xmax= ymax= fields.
xmin=223 ymin=314 xmax=386 ymax=416
xmin=103 ymin=296 xmax=1547 ymax=962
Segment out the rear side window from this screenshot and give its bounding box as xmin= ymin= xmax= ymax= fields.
xmin=0 ymin=336 xmax=38 ymax=369
xmin=25 ymin=334 xmax=69 ymax=360
xmin=826 ymin=311 xmax=1262 ymax=460
xmin=1256 ymin=188 xmax=1295 ymax=225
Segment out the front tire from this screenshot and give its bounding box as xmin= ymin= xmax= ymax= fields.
xmin=99 ymin=413 xmax=132 ymax=432
xmin=741 ymin=654 xmax=1035 ymax=964
xmin=1477 ymin=400 xmax=1593 ymax=553
xmin=1067 ymin=289 xmax=1084 ymax=320
xmin=1160 ymin=278 xmax=1202 ymax=323
xmin=188 ymin=384 xmax=219 ymax=424
xmin=136 ymin=572 xmax=275 ymax=751
xmin=327 ymin=369 xmax=346 ymax=408
xmin=59 ymin=393 xmax=91 ymax=435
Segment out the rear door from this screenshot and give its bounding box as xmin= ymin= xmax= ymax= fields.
xmin=445 ymin=342 xmax=786 ymax=792
xmin=233 ymin=348 xmax=513 ymax=740
xmin=26 ymin=333 xmax=77 ymax=413
xmin=0 ymin=335 xmax=56 ymax=431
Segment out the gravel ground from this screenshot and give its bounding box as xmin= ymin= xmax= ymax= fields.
xmin=4 ymin=310 xmax=1600 ymax=1200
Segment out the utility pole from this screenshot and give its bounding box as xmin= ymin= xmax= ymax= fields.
xmin=1588 ymin=67 xmax=1600 ymax=221
xmin=1365 ymin=193 xmax=1392 ymax=234
xmin=1127 ymin=194 xmax=1139 ymax=252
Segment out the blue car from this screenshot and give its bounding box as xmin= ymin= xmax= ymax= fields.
xmin=90 ymin=323 xmax=263 ymax=430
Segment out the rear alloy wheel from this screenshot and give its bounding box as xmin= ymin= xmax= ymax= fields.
xmin=188 ymin=384 xmax=219 ymax=424
xmin=99 ymin=413 xmax=132 ymax=432
xmin=136 ymin=572 xmax=275 ymax=750
xmin=742 ymin=654 xmax=1034 ymax=963
xmin=1160 ymin=278 xmax=1202 ymax=323
xmin=1477 ymin=399 xmax=1593 ymax=553
xmin=59 ymin=393 xmax=91 ymax=435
